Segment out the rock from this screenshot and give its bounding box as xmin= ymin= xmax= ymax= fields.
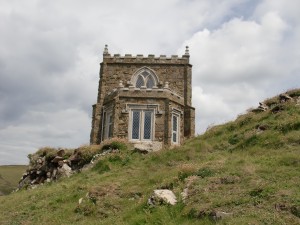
xmin=51 ymin=156 xmax=64 ymax=163
xmin=148 ymin=189 xmax=177 ymax=205
xmin=52 ymin=168 xmax=57 ymax=179
xmin=251 ymin=102 xmax=269 ymax=112
xmin=180 ymin=175 xmax=198 ymax=202
xmin=17 ymin=146 xmax=119 ymax=190
xmin=57 ymin=163 xmax=72 ymax=178
xmin=275 ymin=203 xmax=288 ymax=211
xmin=296 ymin=97 xmax=300 ymax=106
xmin=133 ymin=147 xmax=149 ymax=154
xmin=258 ymin=102 xmax=269 ymax=111
xmin=37 ymin=157 xmax=43 ymax=164
xmin=69 ymin=150 xmax=82 ymax=162
xmin=210 ymin=211 xmax=233 ymax=220
xmin=257 ymin=124 xmax=268 ymax=131
xmin=58 ymin=160 xmax=64 ymax=167
xmin=181 ymin=188 xmax=188 ymax=201
xmin=18 ymin=175 xmax=31 ymax=189
xmin=133 ymin=142 xmax=162 ymax=153
xmin=57 ymin=149 xmax=65 ymax=157
xmin=271 ymin=105 xmax=284 ymax=113
xmin=279 ymin=93 xmax=293 ymax=102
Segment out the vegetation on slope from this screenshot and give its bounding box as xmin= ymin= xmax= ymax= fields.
xmin=0 ymin=89 xmax=299 ymax=225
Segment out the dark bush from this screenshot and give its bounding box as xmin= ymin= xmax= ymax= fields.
xmin=196 ymin=167 xmax=214 ymax=178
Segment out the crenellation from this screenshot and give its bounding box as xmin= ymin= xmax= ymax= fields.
xmin=104 ymin=53 xmax=190 ymax=64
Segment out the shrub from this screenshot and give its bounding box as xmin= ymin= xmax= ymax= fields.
xmin=196 ymin=167 xmax=214 ymax=178
xmin=286 ymin=88 xmax=300 ymax=97
xmin=108 ymin=155 xmax=122 ymax=163
xmin=100 ymin=138 xmax=130 ymax=151
xmin=228 ymin=134 xmax=240 ymax=145
xmin=76 ymin=145 xmax=102 ymax=166
xmin=275 ymin=121 xmax=300 ymax=134
xmin=92 ymin=161 xmax=110 ymax=174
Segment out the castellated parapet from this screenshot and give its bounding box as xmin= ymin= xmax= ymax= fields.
xmin=90 ymin=45 xmax=195 ymax=151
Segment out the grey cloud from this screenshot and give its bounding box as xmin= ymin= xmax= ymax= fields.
xmin=1 ymin=0 xmax=299 ymax=164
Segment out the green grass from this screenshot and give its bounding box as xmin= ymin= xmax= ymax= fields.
xmin=0 ymin=165 xmax=27 ymax=195
xmin=0 ymin=90 xmax=300 ymax=224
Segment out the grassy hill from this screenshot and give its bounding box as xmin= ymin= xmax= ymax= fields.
xmin=0 ymin=89 xmax=299 ymax=225
xmin=0 ymin=165 xmax=27 ymax=195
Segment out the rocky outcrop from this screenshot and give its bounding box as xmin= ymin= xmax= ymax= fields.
xmin=17 ymin=147 xmax=119 ymax=190
xmin=18 ymin=155 xmax=74 ymax=190
xmin=252 ymin=91 xmax=299 ymax=113
xmin=251 ymin=102 xmax=269 ymax=112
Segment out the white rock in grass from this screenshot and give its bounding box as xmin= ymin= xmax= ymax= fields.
xmin=150 ymin=189 xmax=177 ymax=205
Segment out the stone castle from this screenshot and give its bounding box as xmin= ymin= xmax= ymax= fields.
xmin=90 ymin=45 xmax=195 ymax=151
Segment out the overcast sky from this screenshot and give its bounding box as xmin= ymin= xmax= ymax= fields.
xmin=0 ymin=0 xmax=299 ymax=165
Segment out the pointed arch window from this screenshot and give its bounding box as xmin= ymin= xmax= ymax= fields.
xmin=146 ymin=76 xmax=155 ymax=88
xmin=132 ymin=68 xmax=158 ymax=89
xmin=136 ymin=76 xmax=144 ymax=88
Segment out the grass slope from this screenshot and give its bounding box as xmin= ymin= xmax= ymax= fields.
xmin=0 ymin=165 xmax=27 ymax=195
xmin=0 ymin=90 xmax=299 ymax=224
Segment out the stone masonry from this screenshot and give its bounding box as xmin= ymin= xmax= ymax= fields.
xmin=90 ymin=45 xmax=195 ymax=150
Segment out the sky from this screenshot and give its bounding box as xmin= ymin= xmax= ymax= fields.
xmin=0 ymin=0 xmax=299 ymax=165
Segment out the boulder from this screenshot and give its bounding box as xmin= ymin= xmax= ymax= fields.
xmin=258 ymin=102 xmax=269 ymax=111
xmin=279 ymin=93 xmax=293 ymax=102
xmin=57 ymin=163 xmax=72 ymax=178
xmin=51 ymin=156 xmax=64 ymax=163
xmin=210 ymin=211 xmax=233 ymax=220
xmin=133 ymin=142 xmax=162 ymax=153
xmin=148 ymin=189 xmax=177 ymax=205
xmin=57 ymin=149 xmax=65 ymax=157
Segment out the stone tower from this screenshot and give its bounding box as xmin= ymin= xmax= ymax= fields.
xmin=90 ymin=45 xmax=195 ymax=151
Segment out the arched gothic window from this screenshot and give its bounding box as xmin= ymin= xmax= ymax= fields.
xmin=132 ymin=67 xmax=158 ymax=89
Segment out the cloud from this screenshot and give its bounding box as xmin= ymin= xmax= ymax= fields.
xmin=0 ymin=0 xmax=300 ymax=164
xmin=183 ymin=5 xmax=300 ymax=133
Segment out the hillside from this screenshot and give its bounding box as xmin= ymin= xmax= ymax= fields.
xmin=0 ymin=89 xmax=299 ymax=225
xmin=0 ymin=165 xmax=27 ymax=196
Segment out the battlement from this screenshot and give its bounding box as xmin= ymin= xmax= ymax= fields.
xmin=102 ymin=45 xmax=190 ymax=64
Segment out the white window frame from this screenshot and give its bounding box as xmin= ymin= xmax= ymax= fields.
xmin=171 ymin=111 xmax=180 ymax=145
xmin=102 ymin=108 xmax=113 ymax=141
xmin=128 ymin=106 xmax=155 ymax=142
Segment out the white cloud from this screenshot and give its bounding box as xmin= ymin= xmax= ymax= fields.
xmin=0 ymin=0 xmax=300 ymax=164
xmin=182 ymin=4 xmax=300 ymax=133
